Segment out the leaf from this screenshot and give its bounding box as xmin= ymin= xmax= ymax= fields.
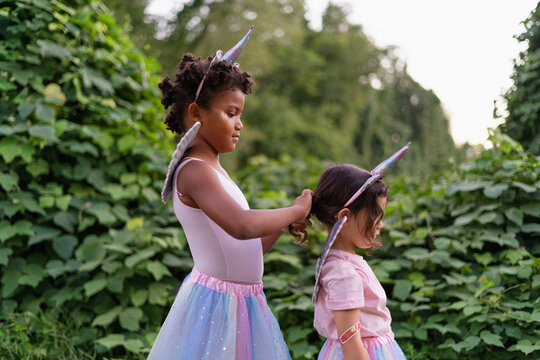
xmin=0 ymin=137 xmax=21 ymax=163
xmin=532 ymin=274 xmax=540 ymax=288
xmin=454 ymin=212 xmax=476 ymax=226
xmin=147 ymin=261 xmax=172 ymax=281
xmin=148 ymin=283 xmax=170 ymax=305
xmin=393 ymin=280 xmax=412 ymax=301
xmin=522 ymin=223 xmax=540 ymax=234
xmin=18 ymin=103 xmax=35 ymax=119
xmin=76 ymin=237 xmax=106 ymax=262
xmin=53 ymin=212 xmax=75 ymax=233
xmin=18 ymin=264 xmax=46 ymax=287
xmin=35 ymin=104 xmax=57 ymax=124
xmin=29 ymin=125 xmax=58 ymax=142
xmin=0 ymin=173 xmax=18 ymax=192
xmin=123 ymin=339 xmax=144 ymax=353
xmin=92 ymin=306 xmax=122 ymax=327
xmin=480 ymin=330 xmax=504 ymax=347
xmin=29 ymin=226 xmax=62 ymax=246
xmin=87 ymin=202 xmax=116 ymax=225
xmin=46 ymin=260 xmax=65 ymax=279
xmin=510 ymin=339 xmax=540 ymax=355
xmin=512 ymin=181 xmax=536 ymax=193
xmin=26 ymin=159 xmax=49 ymax=177
xmin=478 ymin=212 xmax=497 ymax=224
xmin=403 ymin=248 xmax=429 ymax=261
xmin=56 ymin=195 xmax=72 ymax=211
xmin=84 ymin=277 xmax=107 ymax=297
xmin=37 ymin=39 xmax=71 ymax=60
xmin=119 ymin=307 xmax=143 ymax=331
xmin=483 ymin=183 xmax=508 ymax=198
xmin=131 ymin=290 xmax=148 ymax=307
xmin=504 ymin=208 xmax=523 ymax=226
xmin=521 ymin=203 xmax=540 ymax=217
xmin=264 ymin=252 xmax=302 ymax=269
xmin=125 ymin=247 xmax=158 ymax=268
xmin=1 ymin=270 xmax=20 ymax=297
xmin=107 ymin=276 xmax=123 ymax=293
xmin=0 ymin=248 xmax=13 ymax=266
xmin=53 ymin=235 xmax=78 ymax=259
xmin=287 ymin=326 xmax=313 ymax=343
xmin=445 ymin=181 xmax=491 ymax=196
xmin=95 ymin=334 xmax=125 ymax=350
xmin=0 ymin=221 xmax=16 ymax=242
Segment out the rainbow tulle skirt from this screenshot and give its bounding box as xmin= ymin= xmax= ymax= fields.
xmin=318 ymin=332 xmax=407 ymax=360
xmin=147 ymin=269 xmax=291 ymax=360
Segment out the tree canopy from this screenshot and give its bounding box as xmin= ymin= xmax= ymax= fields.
xmin=498 ymin=3 xmax=540 ymax=154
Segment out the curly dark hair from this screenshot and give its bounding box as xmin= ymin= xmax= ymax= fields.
xmin=158 ymin=53 xmax=254 ymax=135
xmin=311 ymin=164 xmax=389 ymax=253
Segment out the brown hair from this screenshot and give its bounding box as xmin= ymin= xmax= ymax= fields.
xmin=158 ymin=53 xmax=254 ymax=135
xmin=311 ymin=164 xmax=388 ymax=253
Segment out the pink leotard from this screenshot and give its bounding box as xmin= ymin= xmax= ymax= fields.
xmin=172 ymin=157 xmax=263 ymax=283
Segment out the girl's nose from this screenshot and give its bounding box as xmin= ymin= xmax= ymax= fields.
xmin=236 ymin=118 xmax=243 ymax=130
xmin=378 ymin=220 xmax=384 ymax=229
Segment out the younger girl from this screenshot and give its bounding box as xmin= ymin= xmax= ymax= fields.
xmin=148 ymin=28 xmax=312 ymax=359
xmin=310 ymin=144 xmax=410 ymax=360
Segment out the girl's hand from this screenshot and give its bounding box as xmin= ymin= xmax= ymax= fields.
xmin=287 ymin=217 xmax=313 ymax=244
xmin=292 ymin=189 xmax=313 ymax=221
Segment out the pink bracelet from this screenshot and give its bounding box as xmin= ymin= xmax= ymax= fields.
xmin=339 ymin=322 xmax=361 ymax=344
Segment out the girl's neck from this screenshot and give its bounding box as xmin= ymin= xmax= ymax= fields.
xmin=186 ymin=148 xmax=229 ymax=177
xmin=330 ymin=237 xmax=356 ymax=254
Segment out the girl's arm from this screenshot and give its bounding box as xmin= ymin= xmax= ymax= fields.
xmin=177 ymin=161 xmax=312 ymax=240
xmin=261 ymin=231 xmax=283 ymax=254
xmin=261 ymin=218 xmax=313 ymax=254
xmin=334 ymin=309 xmax=369 ymax=360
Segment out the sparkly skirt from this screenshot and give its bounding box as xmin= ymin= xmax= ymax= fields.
xmin=147 ymin=269 xmax=291 ymax=360
xmin=318 ymin=332 xmax=407 ymax=360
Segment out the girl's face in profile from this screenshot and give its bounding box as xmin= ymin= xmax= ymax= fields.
xmin=335 ymin=195 xmax=387 ymax=253
xmin=198 ymin=88 xmax=245 ymax=154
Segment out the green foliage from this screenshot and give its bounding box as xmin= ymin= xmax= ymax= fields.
xmin=382 ymin=129 xmax=540 ymax=359
xmin=237 ymin=129 xmax=539 ymax=360
xmin=498 ymin=3 xmax=540 ymax=154
xmin=0 ymin=0 xmax=190 ymax=357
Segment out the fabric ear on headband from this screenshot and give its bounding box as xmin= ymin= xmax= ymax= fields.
xmin=312 ymin=216 xmax=348 ymax=303
xmin=161 ymin=121 xmax=201 ymax=204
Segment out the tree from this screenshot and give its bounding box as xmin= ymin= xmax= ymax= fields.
xmin=499 ymin=3 xmax=540 ymax=154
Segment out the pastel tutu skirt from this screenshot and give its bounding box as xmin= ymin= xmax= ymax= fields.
xmin=318 ymin=332 xmax=406 ymax=360
xmin=147 ymin=269 xmax=291 ymax=360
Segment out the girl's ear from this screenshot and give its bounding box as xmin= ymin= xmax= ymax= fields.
xmin=187 ymin=103 xmax=202 ymax=122
xmin=337 ymin=208 xmax=350 ymax=221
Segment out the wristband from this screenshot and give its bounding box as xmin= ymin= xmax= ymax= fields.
xmin=339 ymin=322 xmax=361 ymax=344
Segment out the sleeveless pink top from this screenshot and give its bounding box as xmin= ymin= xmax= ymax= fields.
xmin=172 ymin=157 xmax=263 ymax=283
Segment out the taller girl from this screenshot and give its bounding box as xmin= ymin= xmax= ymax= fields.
xmin=148 ymin=27 xmax=312 ymax=359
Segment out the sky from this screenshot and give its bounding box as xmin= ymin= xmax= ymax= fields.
xmin=147 ymin=0 xmax=538 ymax=146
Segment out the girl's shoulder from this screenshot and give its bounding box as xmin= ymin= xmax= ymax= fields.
xmin=322 ymin=250 xmax=374 ymax=281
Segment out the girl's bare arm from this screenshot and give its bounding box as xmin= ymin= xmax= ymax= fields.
xmin=334 ymin=309 xmax=369 ymax=360
xmin=177 ymin=161 xmax=312 ymax=240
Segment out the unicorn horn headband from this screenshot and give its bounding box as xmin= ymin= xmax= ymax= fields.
xmin=344 ymin=142 xmax=411 ymax=207
xmin=161 ymin=26 xmax=254 ymax=204
xmin=312 ymin=142 xmax=411 ymax=303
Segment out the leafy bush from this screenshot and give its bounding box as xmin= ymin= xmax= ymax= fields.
xmin=238 ymin=131 xmax=539 ymax=360
xmin=381 ymin=129 xmax=540 ymax=359
xmin=0 ymin=0 xmax=191 ymax=356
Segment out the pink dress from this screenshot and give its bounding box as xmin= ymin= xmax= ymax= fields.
xmin=148 ymin=157 xmax=290 ymax=360
xmin=314 ymin=249 xmax=407 ymax=360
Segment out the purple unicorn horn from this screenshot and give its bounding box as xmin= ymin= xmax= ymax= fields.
xmin=222 ymin=25 xmax=254 ymax=64
xmin=343 ymin=142 xmax=411 ymax=207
